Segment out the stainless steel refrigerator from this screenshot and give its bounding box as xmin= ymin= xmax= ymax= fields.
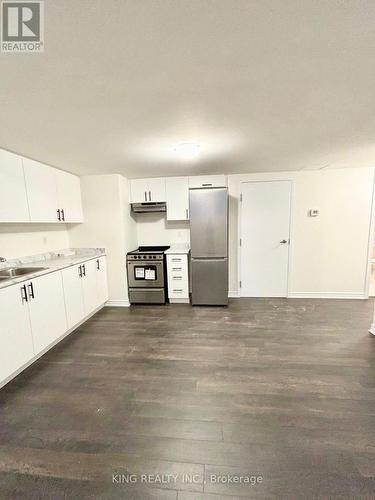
xmin=189 ymin=187 xmax=228 ymax=305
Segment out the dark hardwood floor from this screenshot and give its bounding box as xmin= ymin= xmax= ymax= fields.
xmin=0 ymin=298 xmax=374 ymax=499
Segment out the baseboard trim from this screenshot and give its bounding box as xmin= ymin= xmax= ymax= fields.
xmin=369 ymin=324 xmax=375 ymax=336
xmin=228 ymin=291 xmax=240 ymax=298
xmin=105 ymin=299 xmax=130 ymax=307
xmin=288 ymin=292 xmax=367 ymax=300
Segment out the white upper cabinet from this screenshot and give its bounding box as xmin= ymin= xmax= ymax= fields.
xmin=130 ymin=178 xmax=166 ymax=203
xmin=0 ymin=149 xmax=83 ymax=224
xmin=23 ymin=158 xmax=59 ymax=222
xmin=188 ymin=175 xmax=227 ymax=189
xmin=0 ymin=150 xmax=30 ymax=222
xmin=166 ymin=177 xmax=189 ymax=221
xmin=55 ymin=169 xmax=83 ymax=222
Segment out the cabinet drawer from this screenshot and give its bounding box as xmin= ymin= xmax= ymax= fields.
xmin=168 ymin=272 xmax=187 ymax=282
xmin=168 ymin=281 xmax=189 ymax=298
xmin=167 ymin=254 xmax=188 ymax=272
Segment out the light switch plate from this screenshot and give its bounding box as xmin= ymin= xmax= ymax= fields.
xmin=308 ymin=209 xmax=320 ymax=217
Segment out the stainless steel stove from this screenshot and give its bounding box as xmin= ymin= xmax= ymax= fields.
xmin=127 ymin=246 xmax=170 ymax=304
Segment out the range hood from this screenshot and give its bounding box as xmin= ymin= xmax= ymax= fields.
xmin=131 ymin=202 xmax=166 ymax=213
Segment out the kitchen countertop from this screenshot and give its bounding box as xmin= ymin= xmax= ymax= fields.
xmin=165 ymin=244 xmax=190 ymax=255
xmin=0 ymin=248 xmax=106 ymax=290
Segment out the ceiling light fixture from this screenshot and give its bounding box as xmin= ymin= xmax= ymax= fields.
xmin=174 ymin=142 xmax=201 ymax=159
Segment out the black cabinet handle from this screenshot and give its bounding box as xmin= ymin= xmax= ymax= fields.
xmin=148 ymin=191 xmax=151 ymax=201
xmin=28 ymin=282 xmax=35 ymax=300
xmin=61 ymin=209 xmax=65 ymax=221
xmin=202 ymin=183 xmax=212 ymax=186
xmin=57 ymin=209 xmax=61 ymax=221
xmin=96 ymin=259 xmax=100 ymax=270
xmin=21 ymin=284 xmax=28 ymax=303
xmin=82 ymin=264 xmax=86 ymax=277
xmin=144 ymin=191 xmax=147 ymax=201
xmin=78 ymin=265 xmax=82 ymax=278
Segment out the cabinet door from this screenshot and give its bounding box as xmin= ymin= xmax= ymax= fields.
xmin=95 ymin=257 xmax=109 ymax=306
xmin=166 ymin=177 xmax=189 ymax=220
xmin=130 ymin=179 xmax=149 ymax=203
xmin=148 ymin=178 xmax=166 ymax=202
xmin=0 ymin=284 xmax=34 ymax=385
xmin=0 ymin=150 xmax=30 ymax=222
xmin=28 ymin=272 xmax=68 ymax=355
xmin=55 ymin=169 xmax=83 ymax=223
xmin=188 ymin=175 xmax=227 ymax=189
xmin=61 ymin=265 xmax=85 ymax=329
xmin=81 ymin=260 xmax=99 ymax=315
xmin=23 ymin=159 xmax=59 ymax=222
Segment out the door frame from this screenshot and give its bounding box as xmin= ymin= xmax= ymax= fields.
xmin=364 ymin=170 xmax=375 ymax=298
xmin=238 ymin=179 xmax=294 ymax=298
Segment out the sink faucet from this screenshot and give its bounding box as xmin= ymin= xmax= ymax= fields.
xmin=0 ymin=257 xmax=6 ymax=262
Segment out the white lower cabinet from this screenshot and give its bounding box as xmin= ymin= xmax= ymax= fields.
xmin=28 ymin=272 xmax=68 ymax=355
xmin=0 ymin=256 xmax=108 ymax=388
xmin=167 ymin=253 xmax=190 ymax=303
xmin=96 ymin=256 xmax=109 ymax=306
xmin=62 ymin=256 xmax=109 ymax=330
xmin=82 ymin=259 xmax=100 ymax=313
xmin=0 ymin=284 xmax=34 ymax=383
xmin=61 ymin=264 xmax=85 ymax=329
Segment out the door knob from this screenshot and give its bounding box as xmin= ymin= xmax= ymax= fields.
xmin=280 ymin=239 xmax=288 ymax=244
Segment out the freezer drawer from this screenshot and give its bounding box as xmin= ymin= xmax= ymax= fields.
xmin=191 ymin=258 xmax=228 ymax=305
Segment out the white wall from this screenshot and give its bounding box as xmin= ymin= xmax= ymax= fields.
xmin=68 ymin=174 xmax=137 ymax=305
xmin=0 ymin=224 xmax=69 ymax=259
xmin=228 ymin=167 xmax=375 ymax=298
xmin=135 ymin=213 xmax=190 ymax=247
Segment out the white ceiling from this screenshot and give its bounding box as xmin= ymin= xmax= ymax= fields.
xmin=1 ymin=0 xmax=375 ymax=178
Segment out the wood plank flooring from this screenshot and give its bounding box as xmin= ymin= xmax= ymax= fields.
xmin=0 ymin=298 xmax=374 ymax=499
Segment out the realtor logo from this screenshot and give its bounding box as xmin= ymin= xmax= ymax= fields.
xmin=1 ymin=1 xmax=44 ymax=52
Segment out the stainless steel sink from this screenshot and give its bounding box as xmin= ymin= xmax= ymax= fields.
xmin=0 ymin=267 xmax=48 ymax=281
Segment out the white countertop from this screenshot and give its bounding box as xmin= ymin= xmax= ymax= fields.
xmin=165 ymin=244 xmax=190 ymax=255
xmin=0 ymin=248 xmax=105 ymax=290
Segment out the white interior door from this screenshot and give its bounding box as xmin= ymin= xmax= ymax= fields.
xmin=81 ymin=259 xmax=99 ymax=314
xmin=240 ymin=181 xmax=292 ymax=297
